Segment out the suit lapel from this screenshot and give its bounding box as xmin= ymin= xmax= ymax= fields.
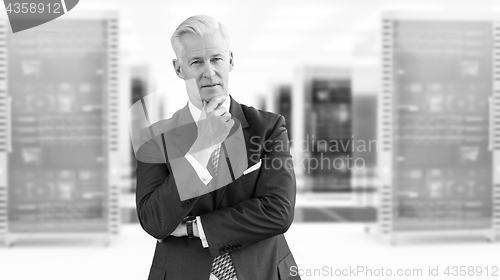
xmin=230 ymin=97 xmax=252 ymax=158
xmin=214 ymin=96 xmax=250 ymax=208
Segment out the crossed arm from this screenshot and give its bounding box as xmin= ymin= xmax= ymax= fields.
xmin=135 ymin=115 xmax=296 ymax=257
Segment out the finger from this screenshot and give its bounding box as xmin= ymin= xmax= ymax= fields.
xmin=204 ymin=99 xmax=219 ymax=113
xmin=213 ymin=107 xmax=228 ymax=116
xmin=218 ymin=106 xmax=229 ymax=115
xmin=220 ymin=115 xmax=231 ymax=122
xmin=209 ymin=95 xmax=227 ymax=111
xmin=212 ymin=95 xmax=227 ymax=105
xmin=227 ymin=119 xmax=235 ymax=128
xmin=205 ymin=96 xmax=225 ymax=112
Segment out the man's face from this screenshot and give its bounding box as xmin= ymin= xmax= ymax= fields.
xmin=174 ymin=32 xmax=233 ymax=109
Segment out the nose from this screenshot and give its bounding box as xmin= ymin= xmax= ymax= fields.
xmin=202 ymin=63 xmax=216 ymax=79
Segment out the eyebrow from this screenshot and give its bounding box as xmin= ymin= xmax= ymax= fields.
xmin=188 ymin=53 xmax=224 ymax=62
xmin=187 ymin=56 xmax=202 ymax=63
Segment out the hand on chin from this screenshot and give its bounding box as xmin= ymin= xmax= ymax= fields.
xmin=201 ymin=92 xmax=226 ymax=105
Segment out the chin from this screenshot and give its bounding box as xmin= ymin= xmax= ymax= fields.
xmin=202 ymin=91 xmax=227 ymax=102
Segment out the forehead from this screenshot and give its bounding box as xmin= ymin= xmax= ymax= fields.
xmin=180 ymin=32 xmax=228 ymax=59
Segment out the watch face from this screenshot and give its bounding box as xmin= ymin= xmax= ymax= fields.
xmin=183 ymin=215 xmax=196 ymax=222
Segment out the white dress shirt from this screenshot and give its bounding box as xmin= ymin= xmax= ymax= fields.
xmin=184 ymin=96 xmax=231 ymax=186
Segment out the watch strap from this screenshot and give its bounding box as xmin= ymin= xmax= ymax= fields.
xmin=184 ymin=216 xmax=196 ymax=238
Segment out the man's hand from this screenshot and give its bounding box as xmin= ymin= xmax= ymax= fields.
xmin=170 ymin=220 xmax=199 ymax=237
xmin=188 ymin=95 xmax=234 ymax=166
xmin=170 ymin=222 xmax=187 ymax=237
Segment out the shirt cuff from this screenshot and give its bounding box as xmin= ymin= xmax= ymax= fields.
xmin=196 ymin=216 xmax=209 ymax=248
xmin=185 ymin=152 xmax=213 ymax=185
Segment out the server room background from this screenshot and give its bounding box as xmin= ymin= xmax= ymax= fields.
xmin=1 ymin=0 xmax=500 ymax=279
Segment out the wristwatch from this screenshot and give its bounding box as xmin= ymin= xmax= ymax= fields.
xmin=183 ymin=216 xmax=196 ymax=238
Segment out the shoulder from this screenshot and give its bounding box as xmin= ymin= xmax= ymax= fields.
xmin=240 ymin=103 xmax=284 ymax=128
xmin=238 ymin=103 xmax=288 ymax=142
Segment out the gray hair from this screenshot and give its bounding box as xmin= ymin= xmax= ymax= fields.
xmin=171 ymin=15 xmax=230 ymax=60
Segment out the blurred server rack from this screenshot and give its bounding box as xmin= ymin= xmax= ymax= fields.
xmin=268 ymin=84 xmax=292 ymax=141
xmin=295 ymin=67 xmax=352 ymax=193
xmin=293 ymin=67 xmax=371 ymax=222
xmin=1 ymin=11 xmax=120 ymax=246
xmin=378 ymin=12 xmax=500 ymax=243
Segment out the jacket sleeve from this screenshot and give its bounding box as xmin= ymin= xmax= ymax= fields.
xmin=135 ymin=134 xmax=198 ymax=240
xmin=199 ymin=115 xmax=296 ymax=257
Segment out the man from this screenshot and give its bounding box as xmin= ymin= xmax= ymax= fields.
xmin=135 ymin=15 xmax=299 ymax=280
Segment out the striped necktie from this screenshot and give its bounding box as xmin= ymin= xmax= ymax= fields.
xmin=210 ymin=146 xmax=221 ymax=176
xmin=211 ymin=253 xmax=236 ymax=280
xmin=209 ymin=146 xmax=236 ymax=280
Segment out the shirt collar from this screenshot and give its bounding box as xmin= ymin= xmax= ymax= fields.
xmin=188 ymin=95 xmax=231 ymax=124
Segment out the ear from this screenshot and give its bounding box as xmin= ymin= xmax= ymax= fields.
xmin=229 ymin=51 xmax=234 ymax=72
xmin=172 ymin=59 xmax=184 ymax=79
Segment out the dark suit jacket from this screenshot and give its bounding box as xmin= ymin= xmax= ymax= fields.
xmin=136 ymin=97 xmax=300 ymax=280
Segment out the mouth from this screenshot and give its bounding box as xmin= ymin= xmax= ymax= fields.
xmin=201 ymin=83 xmax=220 ymax=89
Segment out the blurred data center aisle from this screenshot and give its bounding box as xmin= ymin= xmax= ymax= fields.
xmin=1 ymin=2 xmax=500 ymax=280
xmin=1 ymin=223 xmax=499 ymax=280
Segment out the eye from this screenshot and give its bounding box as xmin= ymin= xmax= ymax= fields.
xmin=190 ymin=60 xmax=200 ymax=66
xmin=212 ymin=57 xmax=223 ymax=62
